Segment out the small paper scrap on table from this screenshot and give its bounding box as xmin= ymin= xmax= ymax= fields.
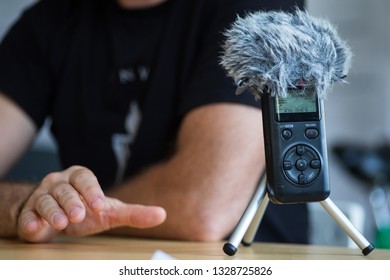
xmin=150 ymin=250 xmax=176 ymax=260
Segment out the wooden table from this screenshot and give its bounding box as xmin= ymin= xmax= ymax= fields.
xmin=1 ymin=235 xmax=390 ymax=260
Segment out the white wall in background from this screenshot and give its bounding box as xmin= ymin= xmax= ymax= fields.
xmin=307 ymin=0 xmax=390 ymax=242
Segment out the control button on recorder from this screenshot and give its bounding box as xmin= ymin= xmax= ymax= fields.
xmin=298 ymin=174 xmax=308 ymax=184
xmin=283 ymin=161 xmax=293 ymax=170
xmin=310 ymin=159 xmax=321 ymax=169
xmin=305 ymin=128 xmax=319 ymax=139
xmin=296 ymin=145 xmax=305 ymax=156
xmin=281 ymin=129 xmax=292 ymax=140
xmin=296 ymin=159 xmax=307 ymax=171
xmin=283 ymin=144 xmax=322 ymax=185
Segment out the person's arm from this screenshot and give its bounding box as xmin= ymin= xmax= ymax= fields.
xmin=0 ymin=92 xmax=166 ymax=242
xmin=0 ymin=92 xmax=37 ymax=178
xmin=0 ymin=92 xmax=37 ymax=237
xmin=108 ymin=103 xmax=265 ymax=241
xmin=0 ymin=183 xmax=35 ymax=237
xmin=6 ymin=101 xmax=263 ymax=243
xmin=14 ymin=102 xmax=264 ymax=242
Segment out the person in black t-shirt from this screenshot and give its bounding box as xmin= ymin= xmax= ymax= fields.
xmin=0 ymin=0 xmax=307 ymax=244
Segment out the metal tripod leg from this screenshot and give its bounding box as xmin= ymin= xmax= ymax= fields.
xmin=223 ymin=174 xmax=268 ymax=256
xmin=223 ymin=174 xmax=374 ymax=256
xmin=320 ymin=198 xmax=374 ymax=255
xmin=242 ymin=191 xmax=269 ymax=246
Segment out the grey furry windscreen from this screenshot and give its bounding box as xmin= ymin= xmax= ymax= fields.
xmin=219 ymin=9 xmax=352 ymax=99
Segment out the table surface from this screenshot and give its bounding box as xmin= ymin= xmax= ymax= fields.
xmin=1 ymin=235 xmax=390 ymax=260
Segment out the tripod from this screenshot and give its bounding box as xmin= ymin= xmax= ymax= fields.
xmin=223 ymin=173 xmax=375 ymax=256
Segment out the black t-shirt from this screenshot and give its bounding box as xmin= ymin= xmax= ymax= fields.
xmin=0 ymin=0 xmax=308 ymax=244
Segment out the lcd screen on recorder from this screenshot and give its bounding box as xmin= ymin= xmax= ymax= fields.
xmin=275 ymin=87 xmax=320 ymax=122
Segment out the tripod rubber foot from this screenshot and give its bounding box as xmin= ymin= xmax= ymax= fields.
xmin=362 ymin=244 xmax=375 ymax=256
xmin=223 ymin=243 xmax=238 ymax=256
xmin=241 ymin=240 xmax=252 ymax=247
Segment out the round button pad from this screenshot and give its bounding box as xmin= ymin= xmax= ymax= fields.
xmin=283 ymin=144 xmax=321 ymax=185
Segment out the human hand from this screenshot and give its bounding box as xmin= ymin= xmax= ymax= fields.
xmin=17 ymin=166 xmax=166 ymax=243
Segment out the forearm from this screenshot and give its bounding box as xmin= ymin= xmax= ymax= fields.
xmin=0 ymin=182 xmax=35 ymax=238
xmin=108 ymin=104 xmax=265 ymax=241
xmin=109 ymin=158 xmax=263 ymax=241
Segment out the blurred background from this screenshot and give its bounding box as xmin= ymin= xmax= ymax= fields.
xmin=1 ymin=0 xmax=389 ymax=248
xmin=306 ymin=0 xmax=390 ymax=248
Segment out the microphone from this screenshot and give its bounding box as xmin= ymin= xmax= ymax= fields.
xmin=219 ymin=8 xmax=352 ymax=99
xmin=219 ymin=9 xmax=375 ymax=256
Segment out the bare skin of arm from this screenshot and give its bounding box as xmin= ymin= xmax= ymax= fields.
xmin=0 ymin=92 xmax=166 ymax=242
xmin=107 ymin=103 xmax=265 ymax=241
xmin=0 ymin=93 xmax=36 ymax=237
xmin=23 ymin=102 xmax=264 ymax=242
xmin=0 ymin=95 xmax=265 ymax=243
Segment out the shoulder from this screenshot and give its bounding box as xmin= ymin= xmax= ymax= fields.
xmin=211 ymin=0 xmax=305 ymax=23
xmin=15 ymin=0 xmax=108 ymax=33
xmin=7 ymin=0 xmax=110 ymax=51
xmin=171 ymin=0 xmax=304 ymax=34
xmin=188 ymin=0 xmax=304 ymax=16
xmin=211 ymin=0 xmax=305 ymax=11
xmin=19 ymin=0 xmax=79 ymax=22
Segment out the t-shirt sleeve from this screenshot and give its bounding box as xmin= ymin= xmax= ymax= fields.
xmin=178 ymin=0 xmax=304 ymax=116
xmin=0 ymin=2 xmax=53 ymax=128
